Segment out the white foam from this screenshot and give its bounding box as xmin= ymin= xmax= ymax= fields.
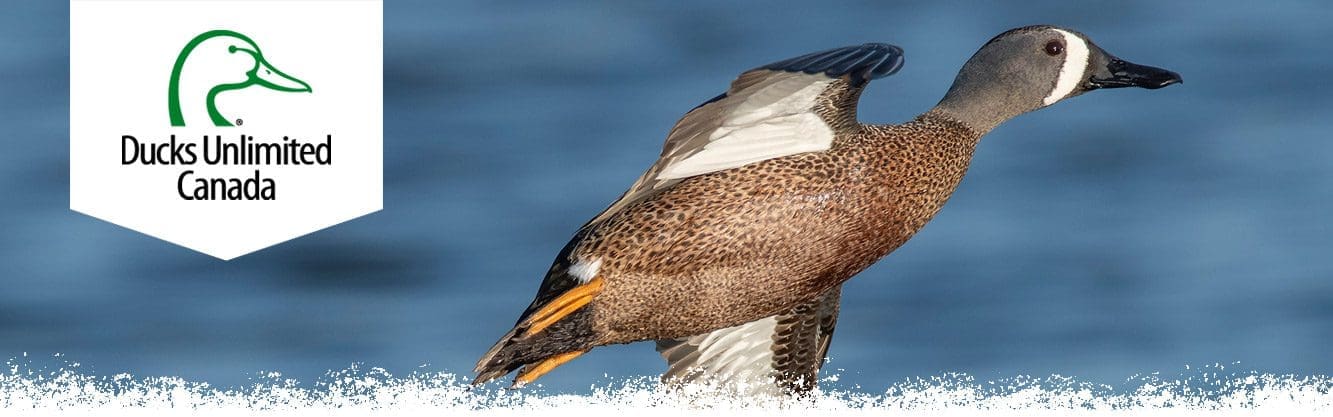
xmin=1 ymin=359 xmax=1329 ymax=416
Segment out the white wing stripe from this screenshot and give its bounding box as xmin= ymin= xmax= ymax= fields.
xmin=655 ymin=76 xmax=834 ymax=180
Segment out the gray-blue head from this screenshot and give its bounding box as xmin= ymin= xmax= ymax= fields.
xmin=936 ymin=25 xmax=1181 ymax=132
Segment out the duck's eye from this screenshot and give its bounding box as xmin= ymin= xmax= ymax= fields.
xmin=1044 ymin=40 xmax=1064 ymax=56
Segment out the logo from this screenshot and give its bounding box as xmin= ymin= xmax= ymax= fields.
xmin=168 ymin=30 xmax=313 ymax=127
xmin=71 ymin=0 xmax=383 ymax=260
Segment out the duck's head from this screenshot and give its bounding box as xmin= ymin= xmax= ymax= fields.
xmin=935 ymin=25 xmax=1181 ymax=132
xmin=168 ymin=30 xmax=312 ymax=127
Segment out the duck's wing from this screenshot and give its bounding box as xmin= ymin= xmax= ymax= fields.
xmin=655 ymin=287 xmax=841 ymax=394
xmin=589 ymin=43 xmax=904 ymax=225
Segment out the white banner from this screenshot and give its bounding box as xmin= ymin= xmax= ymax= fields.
xmin=70 ymin=0 xmax=384 ymax=260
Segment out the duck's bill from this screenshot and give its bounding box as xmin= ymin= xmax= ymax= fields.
xmin=1087 ymin=58 xmax=1182 ymax=90
xmin=252 ymin=59 xmax=313 ymax=93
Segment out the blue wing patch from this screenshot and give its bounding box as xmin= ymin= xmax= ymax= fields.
xmin=758 ymin=43 xmax=905 ymax=86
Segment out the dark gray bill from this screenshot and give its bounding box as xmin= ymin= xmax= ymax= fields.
xmin=1088 ymin=59 xmax=1182 ymax=90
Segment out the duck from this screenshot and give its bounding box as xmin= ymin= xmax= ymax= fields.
xmin=167 ymin=29 xmax=311 ymax=127
xmin=473 ymin=25 xmax=1181 ymax=393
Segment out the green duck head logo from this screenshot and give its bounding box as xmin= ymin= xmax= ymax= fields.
xmin=168 ymin=30 xmax=312 ymax=127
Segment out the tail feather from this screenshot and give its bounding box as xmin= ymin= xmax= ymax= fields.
xmin=473 ymin=327 xmax=524 ymax=385
xmin=472 ymin=308 xmax=596 ymax=386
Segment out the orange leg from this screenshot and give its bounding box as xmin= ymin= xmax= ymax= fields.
xmin=521 ymin=277 xmax=604 ymax=337
xmin=514 ymin=350 xmax=587 ymax=387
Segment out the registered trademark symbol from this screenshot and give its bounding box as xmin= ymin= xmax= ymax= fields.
xmin=235 ymin=118 xmax=244 ymax=126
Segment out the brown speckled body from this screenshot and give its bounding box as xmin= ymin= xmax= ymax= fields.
xmin=475 ymin=26 xmax=1181 ymax=389
xmin=574 ymin=82 xmax=982 ymax=345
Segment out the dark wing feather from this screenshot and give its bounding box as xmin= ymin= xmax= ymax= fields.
xmin=759 ymin=43 xmax=904 ymax=86
xmin=772 ymin=287 xmax=841 ymax=393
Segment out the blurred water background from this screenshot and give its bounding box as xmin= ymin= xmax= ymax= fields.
xmin=1 ymin=1 xmax=1330 ymax=394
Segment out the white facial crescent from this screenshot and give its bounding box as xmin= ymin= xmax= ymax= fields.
xmin=1044 ymin=29 xmax=1091 ymax=106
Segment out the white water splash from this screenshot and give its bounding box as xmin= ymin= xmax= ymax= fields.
xmin=0 ymin=358 xmax=1329 ymax=416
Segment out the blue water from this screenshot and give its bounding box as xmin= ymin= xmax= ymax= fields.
xmin=2 ymin=1 xmax=1331 ymax=393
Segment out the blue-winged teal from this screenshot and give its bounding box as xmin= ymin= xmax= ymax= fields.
xmin=474 ymin=25 xmax=1181 ymax=392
